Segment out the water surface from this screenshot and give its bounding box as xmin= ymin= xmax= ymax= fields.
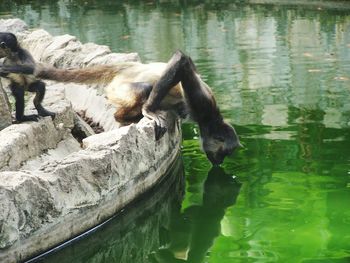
xmin=1 ymin=1 xmax=350 ymax=262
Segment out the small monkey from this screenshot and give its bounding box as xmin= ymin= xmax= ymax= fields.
xmin=0 ymin=32 xmax=55 ymax=122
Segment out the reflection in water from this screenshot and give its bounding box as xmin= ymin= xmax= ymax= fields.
xmin=149 ymin=167 xmax=241 ymax=263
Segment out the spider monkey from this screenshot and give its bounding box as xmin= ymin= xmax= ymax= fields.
xmin=0 ymin=50 xmax=241 ymax=165
xmin=0 ymin=32 xmax=55 ymax=122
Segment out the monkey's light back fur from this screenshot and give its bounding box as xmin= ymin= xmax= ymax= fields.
xmin=0 ymin=19 xmax=181 ymax=263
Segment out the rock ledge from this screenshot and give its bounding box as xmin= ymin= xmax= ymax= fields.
xmin=0 ymin=19 xmax=181 ymax=263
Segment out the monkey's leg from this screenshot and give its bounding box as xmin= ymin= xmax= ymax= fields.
xmin=143 ymin=50 xmax=213 ymax=139
xmin=113 ymin=82 xmax=153 ymax=124
xmin=10 ymin=83 xmax=39 ymax=122
xmin=28 ymin=81 xmax=56 ymax=119
xmin=114 ymin=104 xmax=143 ymax=124
xmin=142 ymin=51 xmax=188 ymax=139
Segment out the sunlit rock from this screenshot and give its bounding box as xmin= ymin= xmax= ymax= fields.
xmin=0 ymin=82 xmax=12 ymax=131
xmin=0 ymin=18 xmax=28 ymax=33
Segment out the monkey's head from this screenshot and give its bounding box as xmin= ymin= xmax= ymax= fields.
xmin=200 ymin=121 xmax=241 ymax=166
xmin=0 ymin=32 xmax=18 ymax=58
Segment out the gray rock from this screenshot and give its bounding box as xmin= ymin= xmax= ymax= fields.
xmin=0 ymin=18 xmax=28 ymax=33
xmin=0 ymin=86 xmax=75 ymax=171
xmin=0 ymin=113 xmax=181 ymax=262
xmin=0 ymin=18 xmax=182 ymax=263
xmin=0 ymin=82 xmax=12 ymax=131
xmin=43 ymin=157 xmax=184 ymax=263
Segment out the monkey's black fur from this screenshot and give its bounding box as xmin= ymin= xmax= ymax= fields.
xmin=0 ymin=32 xmax=55 ymax=122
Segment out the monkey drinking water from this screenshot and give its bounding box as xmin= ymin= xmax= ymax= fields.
xmin=0 ymin=32 xmax=55 ymax=122
xmin=0 ymin=49 xmax=240 ymax=165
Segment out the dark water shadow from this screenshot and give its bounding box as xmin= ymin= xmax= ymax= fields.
xmin=149 ymin=166 xmax=241 ymax=263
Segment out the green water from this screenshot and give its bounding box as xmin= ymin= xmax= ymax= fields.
xmin=1 ymin=1 xmax=350 ymax=262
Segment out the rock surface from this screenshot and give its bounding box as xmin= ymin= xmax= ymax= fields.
xmin=0 ymin=19 xmax=181 ymax=263
xmin=0 ymin=85 xmax=75 ymax=171
xmin=39 ymin=157 xmax=185 ymax=263
xmin=0 ymin=18 xmax=28 ymax=33
xmin=0 ymin=82 xmax=12 ymax=131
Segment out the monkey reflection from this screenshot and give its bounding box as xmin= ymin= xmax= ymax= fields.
xmin=150 ymin=167 xmax=241 ymax=263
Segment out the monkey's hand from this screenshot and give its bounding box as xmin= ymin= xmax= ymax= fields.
xmin=142 ymin=106 xmax=168 ymax=140
xmin=0 ymin=65 xmax=9 ymax=77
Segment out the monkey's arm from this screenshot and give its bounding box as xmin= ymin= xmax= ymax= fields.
xmin=143 ymin=50 xmax=240 ymax=165
xmin=143 ymin=51 xmax=220 ymax=137
xmin=0 ymin=64 xmax=35 ymax=75
xmin=0 ymin=62 xmax=9 ymax=77
xmin=0 ymin=68 xmax=8 ymax=77
xmin=0 ymin=47 xmax=36 ymax=76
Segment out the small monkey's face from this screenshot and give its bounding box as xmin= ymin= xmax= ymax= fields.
xmin=0 ymin=32 xmax=18 ymax=58
xmin=201 ymin=122 xmax=241 ymax=165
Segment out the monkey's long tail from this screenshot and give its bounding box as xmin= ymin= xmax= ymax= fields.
xmin=35 ymin=63 xmax=136 ymax=85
